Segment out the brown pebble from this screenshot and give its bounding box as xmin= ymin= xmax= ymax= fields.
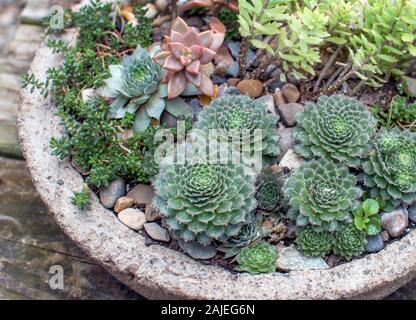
xmin=227 ymin=78 xmax=241 ymax=87
xmin=282 ymin=83 xmax=300 ymax=103
xmin=273 ymin=89 xmax=286 ymax=106
xmin=114 ymin=196 xmax=134 ymax=213
xmin=237 ymin=79 xmax=263 ymax=98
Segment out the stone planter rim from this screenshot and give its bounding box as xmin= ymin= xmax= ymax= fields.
xmin=17 ymin=3 xmax=416 ymax=299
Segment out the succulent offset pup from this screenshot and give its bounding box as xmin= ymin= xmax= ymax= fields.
xmin=154 ymin=17 xmax=225 ymax=98
xmin=153 ymin=155 xmax=256 ymax=245
xmin=255 ymin=171 xmax=286 ymax=213
xmin=333 ymin=224 xmax=366 ymax=260
xmin=296 ymin=227 xmax=332 ymax=257
xmin=284 ymin=159 xmax=362 ymax=231
xmin=293 ymin=95 xmax=377 ymax=167
xmin=236 ymin=242 xmax=277 ymax=274
xmin=362 ymin=128 xmax=416 ymax=211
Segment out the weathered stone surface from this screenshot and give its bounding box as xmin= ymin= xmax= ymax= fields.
xmin=127 ymin=184 xmax=154 ymax=206
xmin=143 ymin=223 xmax=170 ymax=242
xmin=118 ymin=208 xmax=146 ymax=231
xmin=277 ymin=103 xmax=304 ymax=127
xmin=276 ymin=246 xmax=329 ymax=271
xmin=381 ymin=207 xmax=408 ymax=238
xmin=0 ymin=73 xmax=20 ymax=93
xmin=178 ymin=240 xmax=217 ymax=260
xmin=99 ymin=177 xmax=126 ymax=209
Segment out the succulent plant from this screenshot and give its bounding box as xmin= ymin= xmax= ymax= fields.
xmin=362 ymin=128 xmax=416 ymax=211
xmin=284 ymin=159 xmax=362 ymax=232
xmin=153 ymin=17 xmax=224 ymax=98
xmin=235 ymin=242 xmax=277 ymax=274
xmin=296 ymin=227 xmax=332 ymax=257
xmin=153 ymin=158 xmax=257 ymax=245
xmin=293 ymin=95 xmax=377 ymax=167
xmin=255 ymin=171 xmax=285 ymax=213
xmin=217 ymin=213 xmax=263 ymax=258
xmin=333 ymin=224 xmax=366 ymax=260
xmin=195 ymin=95 xmax=280 ymax=169
xmin=103 ymin=46 xmax=193 ymax=131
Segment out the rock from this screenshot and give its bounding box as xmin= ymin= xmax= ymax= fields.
xmin=277 ymin=124 xmax=294 ymax=161
xmin=99 ymin=177 xmax=126 ymax=209
xmin=189 ymin=98 xmax=202 ymax=116
xmin=144 ymin=3 xmax=158 ymax=19
xmin=227 ymin=78 xmax=240 ymax=87
xmin=211 ymin=75 xmax=227 ymax=85
xmin=160 ymin=111 xmax=177 ymax=128
xmin=127 ymin=184 xmax=154 ymax=206
xmin=227 ymin=41 xmax=240 ymax=59
xmin=144 ymin=222 xmax=170 ymax=242
xmin=269 ymin=79 xmax=285 ymax=92
xmin=201 ymin=62 xmax=214 ymax=77
xmin=277 ymin=103 xmax=305 ymax=127
xmin=145 ymin=203 xmax=162 ymax=222
xmin=186 ymin=16 xmax=204 ymax=28
xmin=81 ymin=88 xmax=96 ymax=103
xmin=256 ymin=94 xmax=276 ymax=117
xmin=381 ymin=207 xmax=409 ymax=238
xmin=114 ymin=196 xmax=134 ymax=213
xmin=381 ymin=230 xmax=390 ymax=242
xmin=277 ymin=149 xmax=303 ymax=171
xmin=402 ymin=76 xmax=416 ymax=98
xmin=282 ymin=83 xmax=300 ymax=103
xmin=214 ymin=46 xmax=234 ymax=69
xmin=237 ymin=80 xmax=263 ymax=98
xmin=273 ymin=89 xmax=286 ymax=106
xmin=226 ymin=61 xmax=239 ymax=77
xmin=117 ymin=129 xmax=134 ymax=141
xmin=214 ymin=63 xmax=228 ymax=76
xmin=276 ymin=246 xmax=329 ymax=271
xmin=365 ymin=234 xmax=384 ymax=253
xmin=118 ymin=208 xmax=146 ymax=231
xmin=285 ymin=222 xmax=297 ymax=239
xmin=408 ymin=205 xmax=416 ymax=223
xmin=225 ymin=86 xmax=240 ymax=95
xmin=246 ymin=49 xmax=257 ymax=67
xmin=155 ymin=0 xmax=169 ymax=11
xmin=178 ymin=239 xmax=217 ymax=260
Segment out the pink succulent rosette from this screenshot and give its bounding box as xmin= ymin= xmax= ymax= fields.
xmin=154 ymin=17 xmax=225 ymax=99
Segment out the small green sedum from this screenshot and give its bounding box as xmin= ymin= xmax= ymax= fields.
xmin=293 ymin=95 xmax=377 ymax=167
xmin=236 ymin=242 xmax=277 ymax=274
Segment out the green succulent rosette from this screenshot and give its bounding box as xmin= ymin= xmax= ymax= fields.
xmin=255 ymin=171 xmax=285 ymax=213
xmin=296 ymin=227 xmax=332 ymax=257
xmin=195 ymin=95 xmax=280 ymax=170
xmin=333 ymin=224 xmax=366 ymax=260
xmin=153 ymin=154 xmax=257 ymax=245
xmin=362 ymin=128 xmax=416 ymax=211
xmin=284 ymin=159 xmax=362 ymax=231
xmin=236 ymin=242 xmax=277 ymax=274
xmin=293 ymin=95 xmax=377 ymax=167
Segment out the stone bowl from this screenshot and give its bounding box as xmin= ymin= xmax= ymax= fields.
xmin=18 ymin=8 xmax=416 ymax=301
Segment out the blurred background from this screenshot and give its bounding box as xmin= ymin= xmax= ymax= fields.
xmin=0 ymin=0 xmax=414 ymax=300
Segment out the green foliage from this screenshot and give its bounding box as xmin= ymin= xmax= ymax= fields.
xmin=353 ymin=199 xmax=381 ymax=236
xmin=293 ymin=95 xmax=377 ymax=167
xmin=235 ymin=242 xmax=277 ymax=274
xmin=284 ymin=159 xmax=362 ymax=231
xmin=362 ymin=128 xmax=416 ymax=211
xmin=154 ymin=159 xmax=256 ymax=245
xmin=255 ymin=171 xmax=285 ymax=213
xmin=195 ymin=95 xmax=280 ymax=164
xmin=71 ymin=185 xmax=91 ymax=210
xmin=372 ymin=95 xmax=416 ymax=131
xmin=333 ymin=224 xmax=366 ymax=260
xmin=219 ymin=8 xmax=240 ymax=40
xmin=296 ymin=227 xmax=332 ymax=257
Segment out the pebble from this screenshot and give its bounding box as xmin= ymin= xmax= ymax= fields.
xmin=178 ymin=239 xmax=217 ymax=260
xmin=227 ymin=78 xmax=240 ymax=87
xmin=237 ymin=79 xmax=263 ymax=98
xmin=226 ymin=61 xmax=239 ymax=77
xmin=118 ymin=208 xmax=146 ymax=231
xmin=127 ymin=184 xmax=154 ymax=206
xmin=277 ymin=103 xmax=305 ymax=127
xmin=277 ymin=124 xmax=295 ymax=162
xmin=99 ymin=177 xmax=126 ymax=209
xmin=114 ymin=196 xmax=134 ymax=213
xmin=160 ymin=111 xmax=177 ymax=128
xmin=256 ymin=94 xmax=276 ymax=117
xmin=155 ymin=0 xmax=169 ymax=11
xmin=402 ymin=76 xmax=416 ymax=97
xmin=282 ymin=83 xmax=300 ymax=103
xmin=408 ymin=205 xmax=416 ymax=223
xmin=276 ymin=246 xmax=329 ymax=271
xmin=227 ymin=41 xmax=240 ymax=59
xmin=189 ymin=98 xmax=203 ymax=116
xmin=381 ymin=230 xmax=390 ymax=242
xmin=144 ymin=222 xmax=170 ymax=242
xmin=269 ymin=79 xmax=285 ymax=92
xmin=273 ymin=89 xmax=286 ymax=106
xmin=381 ymin=207 xmax=409 ymax=238
xmin=144 ymin=3 xmax=158 ymax=19
xmin=145 ymin=203 xmax=162 ymax=222
xmin=365 ymin=234 xmax=384 ymax=253
xmin=81 ymin=88 xmax=96 ymax=103
xmin=214 ymin=46 xmax=234 ymax=69
xmin=277 ymin=149 xmax=303 ymax=171
xmin=211 ymin=75 xmax=227 ymax=85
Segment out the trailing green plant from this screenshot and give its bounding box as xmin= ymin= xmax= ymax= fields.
xmin=353 ymin=199 xmax=381 ymax=236
xmin=296 ymin=227 xmax=332 ymax=257
xmin=235 ymin=242 xmax=277 ymax=274
xmin=217 ymin=213 xmax=263 ymax=258
xmin=255 ymin=171 xmax=285 ymax=213
xmin=362 ymin=128 xmax=416 ymax=211
xmin=293 ymin=95 xmax=377 ymax=167
xmin=372 ymin=95 xmax=416 ymax=131
xmin=71 ymin=185 xmax=91 ymax=210
xmin=153 ymin=156 xmax=256 ymax=245
xmin=333 ymin=224 xmax=366 ymax=260
xmin=195 ymin=95 xmax=280 ymax=168
xmin=284 ymin=159 xmax=362 ymax=231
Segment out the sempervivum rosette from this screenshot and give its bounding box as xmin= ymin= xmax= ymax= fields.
xmin=235 ymin=242 xmax=277 ymax=274
xmin=284 ymin=159 xmax=362 ymax=231
xmin=154 ymin=17 xmax=224 ymax=98
xmin=255 ymin=171 xmax=285 ymax=213
xmin=333 ymin=224 xmax=366 ymax=260
xmin=296 ymin=227 xmax=332 ymax=257
xmin=362 ymin=128 xmax=416 ymax=211
xmin=195 ymin=95 xmax=280 ymax=169
xmin=153 ymin=156 xmax=256 ymax=245
xmin=293 ymin=95 xmax=377 ymax=167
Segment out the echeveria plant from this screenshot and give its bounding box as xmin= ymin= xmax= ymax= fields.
xmin=154 ymin=17 xmax=224 ymax=98
xmin=236 ymin=242 xmax=277 ymax=274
